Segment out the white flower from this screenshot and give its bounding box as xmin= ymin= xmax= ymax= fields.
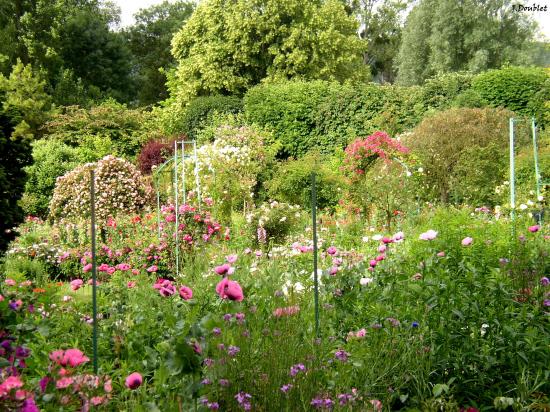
xmin=418 ymin=167 xmax=424 ymax=173
xmin=538 ymin=195 xmax=544 ymax=202
xmin=519 ymin=204 xmax=528 ymax=210
xmin=480 ymin=323 xmax=489 ymax=337
xmin=360 ymin=277 xmax=374 ymax=286
xmin=362 ymin=236 xmax=369 ymax=243
xmin=372 ymin=234 xmax=382 ymax=241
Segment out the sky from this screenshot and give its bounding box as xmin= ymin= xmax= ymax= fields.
xmin=112 ymin=0 xmax=550 ymax=39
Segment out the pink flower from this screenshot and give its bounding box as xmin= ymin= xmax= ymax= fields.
xmin=56 ymin=377 xmax=74 ymax=389
xmin=63 ymin=349 xmax=90 ymax=367
xmin=0 ymin=295 xmax=3 ymax=302
xmin=179 ymin=285 xmax=193 ymax=300
xmin=132 ymin=269 xmax=140 ymax=275
xmin=378 ymin=245 xmax=387 ymax=253
xmin=5 ymin=279 xmax=16 ymax=286
xmin=116 ymin=263 xmax=131 ymax=271
xmin=215 ymin=278 xmax=244 ymax=301
xmin=370 ymin=399 xmax=382 ymax=411
xmin=369 ymin=260 xmax=377 ymax=268
xmin=381 ymin=237 xmax=393 ymax=244
xmin=214 ymin=263 xmax=233 ymax=276
xmin=146 ymin=265 xmax=158 ymax=273
xmin=107 ymin=267 xmax=116 ymax=275
xmin=226 ymin=254 xmax=238 ymax=264
xmin=437 ymin=251 xmax=445 ymax=257
xmin=375 ymin=254 xmax=385 ymax=262
xmin=327 ymin=246 xmax=337 ymax=256
xmin=419 ymin=230 xmax=437 ymax=241
xmin=273 ymin=305 xmax=300 ymax=317
xmin=98 ymin=263 xmax=110 ymax=272
xmin=70 ymin=279 xmax=84 ymax=291
xmin=528 ymin=225 xmax=540 ymax=233
xmin=127 ymin=281 xmax=136 ymax=288
xmin=355 ymin=328 xmax=366 ymax=338
xmin=461 ymin=237 xmax=473 ymax=246
xmin=2 ymin=375 xmax=23 ymax=391
xmin=83 ymin=263 xmax=93 ymax=273
xmin=91 ymin=396 xmax=105 ymax=406
xmin=125 ymin=372 xmax=142 ymax=390
xmin=329 ymin=266 xmax=339 ymax=276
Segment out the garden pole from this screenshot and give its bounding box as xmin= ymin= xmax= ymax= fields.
xmin=194 ymin=140 xmax=201 ymax=211
xmin=156 ymin=175 xmax=161 ymax=239
xmin=174 ymin=141 xmax=179 ymax=278
xmin=311 ymin=172 xmax=320 ymax=338
xmin=509 ymin=118 xmax=516 ymax=223
xmin=182 ymin=141 xmax=187 ymax=205
xmin=90 ymin=170 xmax=98 ymax=375
xmin=531 ymin=118 xmax=541 ymax=200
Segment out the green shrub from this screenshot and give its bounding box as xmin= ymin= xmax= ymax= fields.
xmin=451 ymin=88 xmax=488 ymax=108
xmin=178 ymin=95 xmax=243 ymax=139
xmin=22 ymin=140 xmax=80 ymax=217
xmin=266 ymin=152 xmax=345 ymax=210
xmin=406 ymin=107 xmax=514 ymax=205
xmin=419 ymin=71 xmax=474 ymax=110
xmin=472 ymin=66 xmax=548 ymax=118
xmin=244 ymin=80 xmax=342 ymax=157
xmin=246 ymin=201 xmax=302 ymax=246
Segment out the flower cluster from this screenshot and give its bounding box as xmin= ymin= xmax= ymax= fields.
xmin=246 ymin=201 xmax=302 ymax=245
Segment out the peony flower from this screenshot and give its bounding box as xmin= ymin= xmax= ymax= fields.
xmin=419 ymin=230 xmax=437 ymax=241
xmin=179 ymin=285 xmax=193 ymax=300
xmin=461 ymin=237 xmax=473 ymax=246
xmin=327 ymin=246 xmax=337 ymax=256
xmin=215 ymin=278 xmax=244 ymax=301
xmin=70 ymin=279 xmax=84 ymax=291
xmin=83 ymin=263 xmax=93 ymax=273
xmin=125 ymin=372 xmax=143 ymax=390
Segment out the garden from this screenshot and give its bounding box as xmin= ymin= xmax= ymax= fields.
xmin=1 ymin=0 xmax=550 ymax=411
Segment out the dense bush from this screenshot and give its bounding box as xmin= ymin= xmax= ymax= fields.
xmin=405 ymin=107 xmax=514 ymax=205
xmin=244 ymin=81 xmax=342 ymax=158
xmin=472 ymin=66 xmax=548 ymax=119
xmin=137 ymin=138 xmax=176 ymax=175
xmin=419 ymin=71 xmax=474 ymax=110
xmin=179 ymin=95 xmax=243 ymax=139
xmin=266 ymin=152 xmax=345 ymax=210
xmin=49 ymin=155 xmax=151 ymax=223
xmin=246 ymin=201 xmax=302 ymax=246
xmin=21 ymin=139 xmax=80 ymax=217
xmin=43 ymin=100 xmax=153 ymax=159
xmin=0 ymin=112 xmax=32 ymax=253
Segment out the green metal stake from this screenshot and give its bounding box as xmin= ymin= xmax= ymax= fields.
xmin=90 ymin=170 xmax=98 ymax=375
xmin=532 ymin=118 xmax=541 ymax=200
xmin=509 ymin=118 xmax=516 ymax=223
xmin=311 ymin=172 xmax=320 ymax=338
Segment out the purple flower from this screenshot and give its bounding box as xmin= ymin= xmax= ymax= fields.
xmin=544 ymin=299 xmax=550 ymax=307
xmin=39 ymin=376 xmax=51 ymax=392
xmin=541 ymin=277 xmax=550 ymax=287
xmin=204 ymin=358 xmax=214 ymax=367
xmin=227 ymin=345 xmax=240 ymax=357
xmin=201 ymin=378 xmax=212 ymax=385
xmin=290 ymin=363 xmax=306 ymax=377
xmin=311 ymin=398 xmax=324 ymax=409
xmin=235 ymin=391 xmax=252 ymax=411
xmin=280 ymin=384 xmax=293 ymax=393
xmin=15 ymin=346 xmax=30 ymax=358
xmin=223 ymin=313 xmax=233 ymax=322
xmin=338 ymin=393 xmax=353 ymax=406
xmin=219 ymin=379 xmax=230 ymax=387
xmin=335 ymin=349 xmax=349 ymax=362
xmin=212 ymin=327 xmax=222 ymax=336
xmin=235 ymin=312 xmax=245 ymax=324
xmin=20 ymin=398 xmax=39 ymax=412
xmin=208 ymin=402 xmax=220 ymax=410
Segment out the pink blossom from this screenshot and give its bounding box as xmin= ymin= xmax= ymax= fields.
xmin=369 ymin=260 xmax=377 ymax=267
xmin=214 ymin=263 xmax=233 ymax=276
xmin=419 ymin=230 xmax=437 ymax=241
xmin=98 ymin=263 xmax=110 ymax=272
xmin=273 ymin=305 xmax=300 ymax=317
xmin=215 ymin=278 xmax=244 ymax=302
xmin=125 ymin=372 xmax=142 ymax=390
xmin=327 ymin=246 xmax=337 ymax=256
xmin=179 ymin=285 xmax=193 ymax=300
xmin=226 ymin=254 xmax=238 ymax=264
xmin=378 ymin=245 xmax=387 ymax=253
xmin=146 ymin=265 xmax=158 ymax=273
xmin=370 ymin=399 xmax=382 ymax=411
xmin=70 ymin=279 xmax=84 ymax=291
xmin=329 ymin=266 xmax=339 ymax=276
xmin=375 ymin=254 xmax=385 ymax=262
xmin=461 ymin=237 xmax=473 ymax=246
xmin=528 ymin=225 xmax=540 ymax=233
xmin=83 ymin=263 xmax=93 ymax=273
xmin=5 ymin=279 xmax=16 ymax=286
xmin=106 ymin=267 xmax=116 ymax=275
xmin=116 ymin=263 xmax=131 ymax=271
xmin=127 ymin=281 xmax=136 ymax=288
xmin=437 ymin=251 xmax=445 ymax=257
xmin=56 ymin=377 xmax=74 ymax=389
xmin=381 ymin=237 xmax=393 ymax=244
xmin=132 ymin=269 xmax=140 ymax=275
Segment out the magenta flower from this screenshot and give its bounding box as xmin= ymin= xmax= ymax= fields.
xmin=226 ymin=254 xmax=238 ymax=264
xmin=127 ymin=281 xmax=136 ymax=288
xmin=146 ymin=265 xmax=158 ymax=273
xmin=528 ymin=225 xmax=540 ymax=233
xmin=83 ymin=263 xmax=93 ymax=273
xmin=125 ymin=372 xmax=143 ymax=390
xmin=179 ymin=285 xmax=193 ymax=300
xmin=541 ymin=277 xmax=550 ymax=286
xmin=327 ymin=246 xmax=337 ymax=255
xmin=369 ymin=259 xmax=377 ymax=268
xmin=215 ymin=278 xmax=244 ymax=301
xmin=56 ymin=377 xmax=74 ymax=389
xmin=419 ymin=230 xmax=438 ymax=240
xmin=329 ymin=266 xmax=339 ymax=276
xmin=461 ymin=237 xmax=473 ymax=246
xmin=335 ymin=349 xmax=349 ymax=362
xmin=378 ymin=244 xmax=387 ymax=253
xmin=280 ymin=384 xmax=293 ymax=393
xmin=214 ymin=263 xmax=234 ymax=276
xmin=437 ymin=251 xmax=446 ymax=257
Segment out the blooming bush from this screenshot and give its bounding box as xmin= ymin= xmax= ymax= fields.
xmin=49 ymin=155 xmax=152 ymax=223
xmin=246 ymin=201 xmax=302 ymax=246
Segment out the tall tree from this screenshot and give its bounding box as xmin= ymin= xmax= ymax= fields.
xmin=125 ymin=1 xmax=195 ymax=106
xmin=167 ymin=0 xmax=368 ymax=107
xmin=396 ymin=0 xmax=537 ymax=85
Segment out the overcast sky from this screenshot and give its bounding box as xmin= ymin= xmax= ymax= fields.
xmin=113 ymin=0 xmax=549 ymax=39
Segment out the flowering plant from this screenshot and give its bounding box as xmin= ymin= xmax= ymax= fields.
xmin=246 ymin=201 xmax=302 ymax=246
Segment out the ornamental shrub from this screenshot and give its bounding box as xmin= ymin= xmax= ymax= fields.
xmin=419 ymin=71 xmax=474 ymax=110
xmin=244 ymin=80 xmax=341 ymax=158
xmin=22 ymin=139 xmax=80 ymax=217
xmin=137 ymin=138 xmax=176 ymax=175
xmin=405 ymin=107 xmax=514 ymax=205
xmin=179 ymin=95 xmax=243 ymax=139
xmin=266 ymin=152 xmax=345 ymax=210
xmin=246 ymin=201 xmax=302 ymax=246
xmin=472 ymin=66 xmax=548 ymax=118
xmin=49 ymin=155 xmax=152 ymax=223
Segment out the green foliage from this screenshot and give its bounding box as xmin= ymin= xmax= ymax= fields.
xmin=177 ymin=95 xmax=243 ymax=139
xmin=472 ymin=66 xmax=548 ymax=119
xmin=419 ymin=71 xmax=474 ymax=110
xmin=167 ymin=0 xmax=367 ymax=107
xmin=43 ymin=100 xmax=152 ymax=159
xmin=451 ymin=88 xmax=488 ymax=109
xmin=125 ymin=0 xmax=195 ymax=105
xmin=0 ymin=61 xmax=52 ymax=139
xmin=397 ymin=0 xmax=537 ymax=85
xmin=266 ymin=152 xmax=345 ymax=210
xmin=246 ymin=201 xmax=303 ymax=246
xmin=22 ymin=140 xmax=80 ymax=218
xmin=244 ymin=81 xmax=343 ymax=157
xmin=406 ymin=107 xmax=514 ymax=205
